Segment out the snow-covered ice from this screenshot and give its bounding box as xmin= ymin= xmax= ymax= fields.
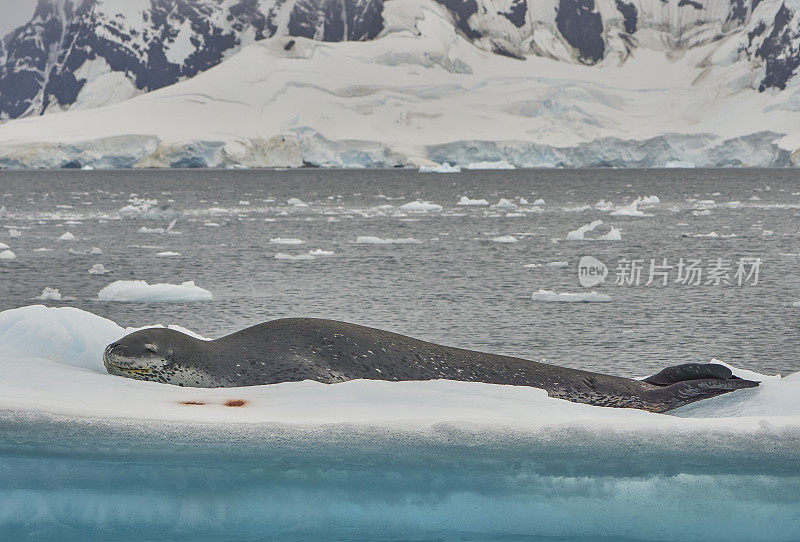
xmin=97 ymin=280 xmax=213 ymax=302
xmin=531 ymin=289 xmax=612 ymax=302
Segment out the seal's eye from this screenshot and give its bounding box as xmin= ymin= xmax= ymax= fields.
xmin=144 ymin=343 xmax=158 ymax=354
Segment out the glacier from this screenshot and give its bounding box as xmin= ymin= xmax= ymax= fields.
xmin=0 ymin=0 xmax=799 ymax=168
xmin=0 ymin=304 xmax=799 ymax=540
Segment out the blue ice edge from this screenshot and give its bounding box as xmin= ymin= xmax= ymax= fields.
xmin=1 ymin=410 xmax=798 ymax=542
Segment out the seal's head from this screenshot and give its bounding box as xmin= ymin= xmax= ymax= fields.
xmin=104 ymin=328 xmax=218 ymax=387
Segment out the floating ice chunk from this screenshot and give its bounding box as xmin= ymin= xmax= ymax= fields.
xmin=492 ymin=198 xmax=518 ymax=210
xmin=566 ymin=220 xmax=621 ymax=241
xmin=505 ymin=212 xmax=524 ymax=217
xmin=524 ymin=263 xmax=541 ymax=268
xmin=686 ymin=232 xmax=737 ymax=239
xmin=36 ymin=287 xmax=62 ymax=301
xmin=98 ymin=280 xmax=213 ymax=302
xmin=203 ymin=222 xmax=220 ymax=227
xmin=89 ymin=264 xmax=110 ymax=275
xmin=457 ymin=196 xmax=489 ymax=206
xmin=270 ymin=238 xmax=304 ymax=245
xmin=793 ymin=302 xmax=800 ymax=308
xmin=238 ymin=201 xmax=250 ymax=206
xmin=639 ymin=196 xmax=661 ymax=205
xmin=749 ymin=195 xmax=761 ymax=201
xmin=155 ymin=251 xmax=180 ymax=257
xmin=287 ymin=198 xmax=308 ymax=207
xmin=33 ymin=247 xmax=51 ymax=252
xmin=491 ymin=236 xmax=518 ymax=243
xmin=400 ymin=201 xmax=443 ymax=212
xmin=90 ymin=247 xmax=103 ymax=255
xmin=692 ymin=209 xmax=712 ymax=216
xmin=8 ymin=229 xmax=20 ymax=238
xmin=275 ymin=253 xmax=316 ymax=261
xmin=531 ymin=289 xmax=611 ymax=302
xmin=58 ymin=232 xmax=76 ymax=241
xmin=464 ymin=160 xmax=514 ymax=170
xmin=119 ymin=198 xmax=181 ymax=221
xmin=419 ymin=163 xmax=460 ymax=173
xmin=610 ymin=198 xmax=654 ymax=218
xmin=0 ymin=250 xmax=16 ymax=260
xmin=356 ymin=236 xmax=421 ymax=245
xmin=0 ymin=242 xmax=9 ymax=250
xmin=532 ymin=199 xmax=546 ymax=206
xmin=519 ymin=197 xmax=529 ymax=205
xmin=309 ymin=249 xmax=334 ymax=256
xmin=137 ymin=226 xmax=165 ymax=234
xmin=594 ymin=200 xmax=614 ymax=211
xmin=545 ymin=261 xmax=570 ymax=268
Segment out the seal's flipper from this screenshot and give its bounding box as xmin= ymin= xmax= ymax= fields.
xmin=644 ymin=363 xmax=733 ymax=386
xmin=646 ymin=376 xmax=759 ymax=412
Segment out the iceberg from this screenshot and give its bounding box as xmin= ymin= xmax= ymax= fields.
xmin=35 ymin=287 xmax=62 ymax=301
xmin=566 ymin=220 xmax=622 ymax=241
xmin=97 ymin=280 xmax=213 ymax=302
xmin=531 ymin=289 xmax=612 ymax=302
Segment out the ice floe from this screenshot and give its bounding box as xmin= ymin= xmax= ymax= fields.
xmin=490 ymin=235 xmax=518 ymax=243
xmin=566 ymin=220 xmax=621 ymax=241
xmin=609 ymin=198 xmax=654 ymax=218
xmin=457 ymin=196 xmax=489 ymax=206
xmin=88 ymin=264 xmax=110 ymax=275
xmin=399 ymin=201 xmax=443 ymax=212
xmin=464 ymin=160 xmax=514 ymax=170
xmin=138 ymin=226 xmax=165 ymax=234
xmin=155 ymin=251 xmax=180 ymax=257
xmin=309 ymin=249 xmax=334 ymax=256
xmin=287 ymin=198 xmax=308 ymax=207
xmin=355 ymin=236 xmax=421 ymax=245
xmin=531 ymin=289 xmax=612 ymax=302
xmin=492 ymin=198 xmax=518 ymax=210
xmin=0 ymin=250 xmax=16 ymax=260
xmin=35 ymin=287 xmax=62 ymax=301
xmin=98 ymin=280 xmax=213 ymax=302
xmin=270 ymin=238 xmax=304 ymax=245
xmin=275 ymin=253 xmax=316 ymax=261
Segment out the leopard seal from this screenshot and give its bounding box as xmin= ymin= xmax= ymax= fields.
xmin=103 ymin=318 xmax=758 ymax=413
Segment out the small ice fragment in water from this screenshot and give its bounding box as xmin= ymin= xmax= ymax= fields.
xmin=532 ymin=199 xmax=546 ymax=206
xmin=356 ymin=236 xmax=421 ymax=245
xmin=138 ymin=226 xmax=165 ymax=234
xmin=457 ymin=196 xmax=489 ymax=206
xmin=8 ymin=229 xmax=20 ymax=238
xmin=156 ymin=251 xmax=180 ymax=257
xmin=58 ymin=232 xmax=76 ymax=241
xmin=531 ymin=289 xmax=611 ymax=302
xmin=0 ymin=250 xmax=17 ymax=260
xmin=566 ymin=220 xmax=621 ymax=241
xmin=309 ymin=249 xmax=334 ymax=256
xmin=270 ymin=238 xmax=305 ymax=245
xmin=90 ymin=247 xmax=103 ymax=255
xmin=36 ymin=287 xmax=62 ymax=301
xmin=287 ymin=198 xmax=308 ymax=207
xmin=0 ymin=242 xmax=9 ymax=250
xmin=400 ymin=201 xmax=443 ymax=212
xmin=492 ymin=198 xmax=518 ymax=210
xmin=545 ymin=261 xmax=569 ymax=268
xmin=275 ymin=253 xmax=316 ymax=261
xmin=491 ymin=236 xmax=518 ymax=243
xmin=89 ymin=264 xmax=110 ymax=275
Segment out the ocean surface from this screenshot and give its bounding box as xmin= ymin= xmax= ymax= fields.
xmin=0 ymin=168 xmax=798 ymax=377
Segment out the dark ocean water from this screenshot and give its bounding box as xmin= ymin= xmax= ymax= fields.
xmin=0 ymin=168 xmax=798 ymax=376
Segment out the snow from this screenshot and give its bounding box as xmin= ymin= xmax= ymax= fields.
xmin=399 ymin=200 xmax=443 ymax=212
xmin=566 ymin=219 xmax=622 ymax=241
xmin=457 ymin=196 xmax=489 ymax=206
xmin=490 ymin=235 xmax=518 ymax=243
xmin=35 ymin=287 xmax=62 ymax=301
xmin=356 ymin=236 xmax=422 ymax=245
xmin=58 ymin=232 xmax=76 ymax=241
xmin=3 ymin=4 xmax=798 ymax=169
xmin=97 ymin=280 xmax=213 ymax=302
xmin=0 ymin=250 xmax=16 ymax=260
xmin=419 ymin=163 xmax=460 ymax=173
xmin=269 ymin=238 xmax=304 ymax=245
xmin=531 ymin=289 xmax=612 ymax=302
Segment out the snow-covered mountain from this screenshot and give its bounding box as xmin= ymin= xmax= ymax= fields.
xmin=0 ymin=0 xmax=799 ymax=167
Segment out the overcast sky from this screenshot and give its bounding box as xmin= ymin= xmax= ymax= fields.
xmin=0 ymin=0 xmax=37 ymax=36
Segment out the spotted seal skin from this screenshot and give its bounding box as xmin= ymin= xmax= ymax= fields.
xmin=104 ymin=318 xmax=759 ymax=412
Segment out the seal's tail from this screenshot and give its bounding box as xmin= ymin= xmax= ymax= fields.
xmin=643 ymin=363 xmax=760 ymax=413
